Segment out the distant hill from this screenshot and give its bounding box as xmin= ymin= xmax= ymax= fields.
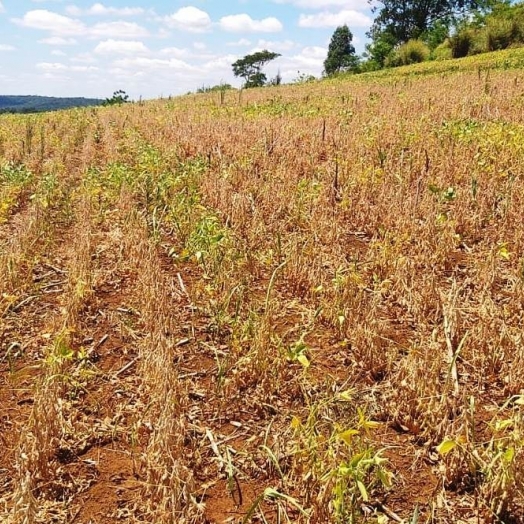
xmin=0 ymin=95 xmax=104 ymax=114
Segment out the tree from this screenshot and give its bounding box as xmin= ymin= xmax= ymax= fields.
xmin=363 ymin=30 xmax=397 ymax=70
xmin=232 ymin=50 xmax=281 ymax=88
xmin=103 ymin=90 xmax=129 ymax=106
xmin=369 ymin=0 xmax=496 ymax=44
xmin=324 ymin=25 xmax=359 ymax=76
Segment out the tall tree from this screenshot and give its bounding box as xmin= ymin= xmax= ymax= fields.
xmin=324 ymin=25 xmax=359 ymax=76
xmin=369 ymin=0 xmax=495 ymax=44
xmin=232 ymin=50 xmax=281 ymax=88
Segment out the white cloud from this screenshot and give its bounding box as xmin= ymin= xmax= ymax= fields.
xmin=36 ymin=62 xmax=68 ymax=70
xmin=0 ymin=2 xmax=5 ymax=14
xmin=108 ymin=52 xmax=240 ymax=94
xmin=13 ymin=10 xmax=85 ymax=35
xmin=70 ymin=52 xmax=97 ymax=63
xmin=51 ymin=49 xmax=67 ymax=56
xmin=94 ymin=39 xmax=148 ymax=55
xmin=89 ymin=21 xmax=149 ymax=38
xmin=66 ymin=3 xmax=145 ymax=17
xmin=298 ymin=10 xmax=372 ymax=28
xmin=220 ymin=14 xmax=283 ymax=33
xmin=157 ymin=28 xmax=171 ymax=39
xmin=37 ymin=62 xmax=98 ymax=73
xmin=202 ymin=54 xmax=238 ymax=72
xmin=226 ymin=38 xmax=252 ymax=47
xmin=0 ymin=44 xmax=15 ymax=51
xmin=274 ymin=0 xmax=366 ymax=8
xmin=70 ymin=65 xmax=98 ymax=71
xmin=113 ymin=56 xmax=198 ymax=73
xmin=39 ymin=36 xmax=78 ymax=45
xmin=164 ymin=7 xmax=211 ymax=33
xmin=294 ymin=45 xmax=327 ymax=62
xmin=14 ymin=9 xmax=148 ymax=38
xmin=159 ymin=46 xmax=189 ymax=58
xmin=254 ymin=39 xmax=297 ymax=52
xmin=263 ymin=45 xmax=326 ymax=82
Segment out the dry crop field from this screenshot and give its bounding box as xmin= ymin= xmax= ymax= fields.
xmin=1 ymin=55 xmax=524 ymax=524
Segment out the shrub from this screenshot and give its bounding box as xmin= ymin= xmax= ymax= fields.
xmin=449 ymin=29 xmax=476 ymax=58
xmin=386 ymin=40 xmax=430 ymax=67
xmin=449 ymin=5 xmax=524 ymax=59
xmin=483 ymin=15 xmax=524 ymax=52
xmin=359 ymin=60 xmax=382 ymax=73
xmin=433 ymin=40 xmax=453 ymax=61
xmin=292 ymin=72 xmax=316 ymax=84
xmin=514 ymin=10 xmax=524 ymax=42
xmin=485 ymin=18 xmax=518 ymax=51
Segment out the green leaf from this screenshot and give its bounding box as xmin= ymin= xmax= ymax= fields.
xmin=503 ymin=447 xmax=515 ymax=463
xmin=377 ymin=468 xmax=394 ymax=488
xmin=290 ymin=416 xmax=301 ymax=429
xmin=297 ymin=353 xmax=310 ymax=368
xmin=361 ymin=419 xmax=381 ymax=431
xmin=338 ymin=428 xmax=359 ymax=445
xmin=338 ymin=389 xmax=354 ymax=401
xmin=356 ymin=480 xmax=369 ymax=502
xmin=349 ymin=451 xmax=367 ymax=468
xmin=436 ymin=439 xmax=457 ymax=456
xmin=494 ymin=419 xmax=513 ymax=432
xmin=499 ymin=245 xmax=510 ymax=261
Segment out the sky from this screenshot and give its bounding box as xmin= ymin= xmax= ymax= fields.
xmin=0 ymin=1 xmax=375 ymax=99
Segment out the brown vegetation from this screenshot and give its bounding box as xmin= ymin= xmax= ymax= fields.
xmin=1 ymin=66 xmax=524 ymax=523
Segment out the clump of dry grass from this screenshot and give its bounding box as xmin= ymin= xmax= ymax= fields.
xmin=123 ymin=208 xmax=197 ymax=523
xmin=11 ymin=373 xmax=63 ymax=524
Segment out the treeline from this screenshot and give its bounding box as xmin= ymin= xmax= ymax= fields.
xmin=0 ymin=95 xmax=103 ymax=114
xmin=363 ymin=0 xmax=524 ymax=71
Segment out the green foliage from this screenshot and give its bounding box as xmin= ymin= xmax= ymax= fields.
xmin=433 ymin=39 xmax=454 ymax=59
xmin=387 ymin=39 xmax=431 ymax=66
xmin=232 ymin=50 xmax=281 ymax=88
xmin=370 ymin=0 xmax=493 ymax=45
xmin=103 ymin=90 xmax=130 ymax=106
xmin=196 ymin=83 xmax=234 ymax=94
xmin=358 ymin=47 xmax=524 ymax=80
xmin=485 ymin=14 xmax=524 ymax=50
xmin=324 ymin=25 xmax=359 ymax=76
xmin=0 ymin=163 xmax=33 ymax=223
xmin=362 ymin=29 xmax=398 ymax=70
xmin=245 ymin=72 xmax=267 ymax=88
xmin=292 ymin=72 xmax=317 ymax=84
xmin=0 ymin=162 xmax=32 ymax=186
xmin=0 ymin=95 xmax=103 ymax=114
xmin=422 ymin=19 xmax=453 ymax=49
xmin=450 ymin=28 xmax=478 ymax=57
xmin=450 ymin=3 xmax=524 ymax=57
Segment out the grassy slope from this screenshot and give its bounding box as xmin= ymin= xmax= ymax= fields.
xmin=1 ymin=48 xmax=524 ymax=523
xmin=362 ymin=46 xmax=524 ymax=78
